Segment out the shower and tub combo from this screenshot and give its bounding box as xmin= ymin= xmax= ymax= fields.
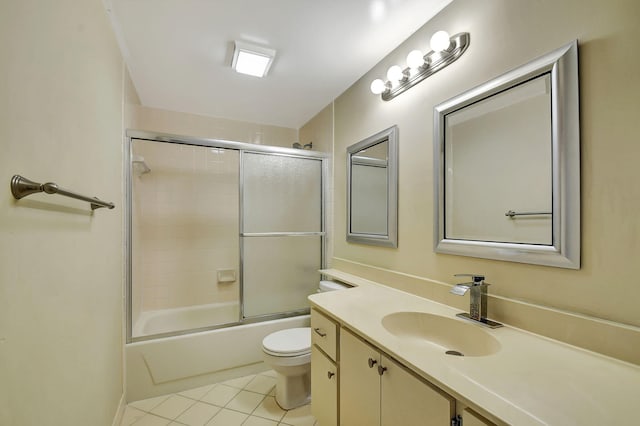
xmin=125 ymin=131 xmax=328 ymax=401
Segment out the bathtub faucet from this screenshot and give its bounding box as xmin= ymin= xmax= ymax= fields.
xmin=450 ymin=274 xmax=503 ymax=329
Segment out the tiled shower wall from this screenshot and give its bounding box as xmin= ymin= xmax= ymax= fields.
xmin=132 ymin=140 xmax=240 ymax=321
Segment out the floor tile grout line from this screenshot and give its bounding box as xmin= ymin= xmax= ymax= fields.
xmin=123 ymin=371 xmax=299 ymax=426
xmin=138 ymin=394 xmax=198 ymax=421
xmin=131 ymin=394 xmax=171 ymax=414
xmin=217 ymin=391 xmax=289 ymax=425
xmin=134 ymin=406 xmax=189 ymax=424
xmin=224 ymin=391 xmax=268 ymax=421
xmin=210 ymin=380 xmax=280 ymax=420
xmin=130 ymin=411 xmax=173 ymax=425
xmin=130 ymin=373 xmax=274 ymax=407
xmin=242 ymin=393 xmax=270 ymax=424
xmin=251 ymin=392 xmax=290 ymax=423
xmin=127 ymin=399 xmax=307 ymax=426
xmin=131 ymin=395 xmax=218 ymax=425
xmin=238 ymin=387 xmax=275 ymax=397
xmin=164 ymin=395 xmax=199 ymax=423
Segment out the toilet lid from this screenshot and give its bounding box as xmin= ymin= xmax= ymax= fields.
xmin=262 ymin=327 xmax=311 ymax=356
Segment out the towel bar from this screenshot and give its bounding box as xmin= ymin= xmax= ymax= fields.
xmin=11 ymin=175 xmax=115 ymax=210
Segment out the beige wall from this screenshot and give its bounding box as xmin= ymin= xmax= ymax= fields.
xmin=125 ymin=68 xmax=141 ymax=108
xmin=128 ymin=104 xmax=298 ymax=148
xmin=299 ymin=103 xmax=334 ymax=154
xmin=0 ymin=0 xmax=125 ymax=425
xmin=299 ymin=103 xmax=335 ymax=262
xmin=305 ymin=0 xmax=640 ymax=332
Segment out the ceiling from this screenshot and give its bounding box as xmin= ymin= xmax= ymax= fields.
xmin=106 ymin=0 xmax=452 ymax=129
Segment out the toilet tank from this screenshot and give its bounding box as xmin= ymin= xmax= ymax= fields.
xmin=318 ymin=280 xmax=350 ymax=292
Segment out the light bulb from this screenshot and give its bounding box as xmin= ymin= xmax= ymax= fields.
xmin=370 ymin=79 xmax=387 ymax=95
xmin=430 ymin=30 xmax=451 ymax=52
xmin=406 ymin=50 xmax=425 ymax=70
xmin=386 ymin=65 xmax=404 ymax=82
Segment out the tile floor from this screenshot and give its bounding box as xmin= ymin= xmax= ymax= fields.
xmin=120 ymin=370 xmax=317 ymax=426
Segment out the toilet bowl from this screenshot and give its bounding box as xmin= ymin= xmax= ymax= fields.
xmin=262 ymin=280 xmax=349 ymax=409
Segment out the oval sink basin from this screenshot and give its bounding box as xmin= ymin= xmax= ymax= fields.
xmin=381 ymin=312 xmax=501 ymax=357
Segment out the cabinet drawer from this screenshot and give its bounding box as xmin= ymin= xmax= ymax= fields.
xmin=311 ymin=308 xmax=338 ymax=360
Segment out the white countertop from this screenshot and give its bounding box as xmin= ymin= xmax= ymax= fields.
xmin=309 ymin=270 xmax=640 ymax=425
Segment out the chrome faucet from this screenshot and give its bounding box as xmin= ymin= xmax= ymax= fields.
xmin=450 ymin=274 xmax=502 ymax=328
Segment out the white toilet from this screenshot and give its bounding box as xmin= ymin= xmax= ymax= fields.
xmin=262 ymin=280 xmax=348 ymax=409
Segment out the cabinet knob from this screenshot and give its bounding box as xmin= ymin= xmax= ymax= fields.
xmin=368 ymin=358 xmax=378 ymax=368
xmin=377 ymin=365 xmax=387 ymax=376
xmin=327 ymin=371 xmax=335 ymax=379
xmin=313 ymin=328 xmax=327 ymax=337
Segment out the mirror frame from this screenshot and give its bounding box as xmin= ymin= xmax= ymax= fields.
xmin=347 ymin=125 xmax=399 ymax=247
xmin=433 ymin=41 xmax=580 ymax=269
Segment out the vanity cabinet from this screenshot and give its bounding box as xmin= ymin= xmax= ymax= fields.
xmin=311 ymin=307 xmax=496 ymax=426
xmin=459 ymin=407 xmax=495 ymax=426
xmin=310 ymin=309 xmax=338 ymax=426
xmin=311 ymin=345 xmax=337 ymax=426
xmin=340 ymin=328 xmax=455 ymax=426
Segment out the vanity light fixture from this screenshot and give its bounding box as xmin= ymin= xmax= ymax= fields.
xmin=406 ymin=49 xmax=426 ymax=72
xmin=370 ymin=31 xmax=470 ymax=101
xmin=386 ymin=65 xmax=405 ymax=85
xmin=231 ymin=41 xmax=276 ymax=78
xmin=430 ymin=30 xmax=453 ymax=52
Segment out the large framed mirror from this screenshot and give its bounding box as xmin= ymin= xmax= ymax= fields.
xmin=434 ymin=41 xmax=580 ymax=268
xmin=347 ymin=125 xmax=398 ymax=247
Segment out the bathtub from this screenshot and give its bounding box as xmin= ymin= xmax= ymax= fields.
xmin=133 ymin=301 xmax=240 ymax=337
xmin=126 ymin=305 xmax=310 ymax=402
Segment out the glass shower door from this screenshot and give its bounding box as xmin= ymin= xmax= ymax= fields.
xmin=129 ymin=139 xmax=241 ymax=339
xmin=241 ymin=152 xmax=323 ymax=319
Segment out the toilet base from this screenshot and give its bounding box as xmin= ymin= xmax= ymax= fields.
xmin=274 ymin=365 xmax=311 ymax=410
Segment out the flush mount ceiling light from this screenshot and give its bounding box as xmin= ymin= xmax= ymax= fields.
xmin=231 ymin=41 xmax=276 ymax=78
xmin=370 ymin=31 xmax=470 ymax=101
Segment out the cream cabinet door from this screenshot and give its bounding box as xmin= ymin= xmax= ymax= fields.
xmin=340 ymin=329 xmax=381 ymax=426
xmin=380 ymin=354 xmax=455 ymax=426
xmin=461 ymin=407 xmax=496 ymax=426
xmin=311 ymin=345 xmax=338 ymax=426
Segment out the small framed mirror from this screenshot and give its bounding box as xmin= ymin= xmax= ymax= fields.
xmin=434 ymin=41 xmax=580 ymax=268
xmin=347 ymin=125 xmax=398 ymax=247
